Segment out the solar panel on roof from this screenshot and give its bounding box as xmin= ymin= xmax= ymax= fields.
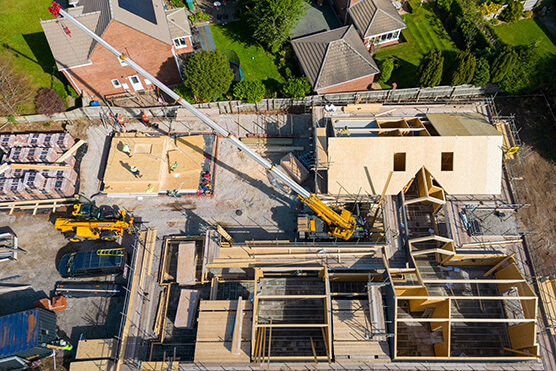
xmin=118 ymin=0 xmax=157 ymax=24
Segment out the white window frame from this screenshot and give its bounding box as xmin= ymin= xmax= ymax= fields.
xmin=111 ymin=79 xmax=121 ymax=88
xmin=173 ymin=37 xmax=187 ymax=49
xmin=119 ymin=58 xmax=127 ymax=66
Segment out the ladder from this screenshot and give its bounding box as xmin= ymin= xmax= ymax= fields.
xmin=97 ymin=248 xmax=125 ymax=256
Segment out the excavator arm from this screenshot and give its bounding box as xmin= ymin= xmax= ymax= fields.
xmin=49 ymin=3 xmax=359 ymax=240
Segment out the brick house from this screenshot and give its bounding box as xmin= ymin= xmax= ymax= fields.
xmin=291 ymin=26 xmax=380 ymax=94
xmin=332 ymin=0 xmax=406 ymax=49
xmin=41 ymin=0 xmax=193 ymax=100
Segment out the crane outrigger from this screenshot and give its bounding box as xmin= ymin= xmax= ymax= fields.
xmin=48 ymin=2 xmax=361 ymax=240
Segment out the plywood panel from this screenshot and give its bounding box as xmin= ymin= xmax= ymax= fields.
xmin=177 ymin=242 xmax=196 ymax=284
xmin=199 ymin=300 xmax=253 ymax=312
xmin=175 ymin=289 xmax=199 ymax=328
xmin=333 ymin=341 xmax=390 ymax=359
xmin=333 ymin=306 xmax=371 ymax=341
xmin=194 ymin=341 xmax=251 ymax=363
xmin=75 ymin=338 xmax=118 ymax=360
xmin=163 ymin=135 xmax=205 ymax=191
xmin=196 ymin=311 xmax=252 ymax=342
xmin=69 ymin=359 xmax=114 ymax=371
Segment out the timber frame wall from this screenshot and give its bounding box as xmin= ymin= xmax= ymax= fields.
xmin=388 ymin=170 xmax=539 ymax=360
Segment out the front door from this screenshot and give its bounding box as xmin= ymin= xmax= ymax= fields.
xmin=128 ymin=75 xmax=144 ymax=91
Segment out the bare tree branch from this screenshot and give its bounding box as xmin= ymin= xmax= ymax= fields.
xmin=0 ymin=54 xmax=34 ymax=116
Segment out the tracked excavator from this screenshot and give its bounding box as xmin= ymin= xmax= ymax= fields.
xmin=47 ymin=2 xmax=365 ymax=240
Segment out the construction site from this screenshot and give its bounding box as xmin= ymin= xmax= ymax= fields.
xmin=1 ymin=94 xmax=555 ymax=371
xmin=0 ymin=7 xmax=555 ymax=371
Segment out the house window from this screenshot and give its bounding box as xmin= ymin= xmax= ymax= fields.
xmin=111 ymin=79 xmax=121 ymax=88
xmin=173 ymin=37 xmax=187 ymax=48
xmin=441 ymin=152 xmax=454 ymax=171
xmin=394 ymin=153 xmax=406 ymax=172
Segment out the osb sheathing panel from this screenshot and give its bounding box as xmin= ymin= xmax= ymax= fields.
xmin=327 ymin=135 xmax=503 ymax=196
xmin=103 ymin=134 xmax=205 ymax=193
xmin=194 ymin=341 xmax=251 ymax=363
xmin=508 ymin=321 xmax=537 ymax=351
xmin=103 ymin=135 xmax=167 ymax=193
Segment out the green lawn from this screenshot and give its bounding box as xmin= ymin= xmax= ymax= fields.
xmin=0 ymin=0 xmax=57 ymax=113
xmin=211 ymin=22 xmax=285 ymax=92
xmin=374 ymin=4 xmax=458 ymax=88
xmin=493 ymin=18 xmax=556 ymax=60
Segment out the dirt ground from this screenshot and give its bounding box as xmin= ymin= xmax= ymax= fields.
xmin=495 ymin=95 xmax=556 ymax=272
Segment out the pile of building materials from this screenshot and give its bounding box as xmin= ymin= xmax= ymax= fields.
xmin=0 ymin=231 xmax=20 ymax=262
xmin=0 ymin=132 xmax=79 ymax=201
xmin=69 ymin=338 xmax=117 ymax=371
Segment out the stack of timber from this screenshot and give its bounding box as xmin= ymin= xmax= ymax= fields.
xmin=194 ymin=300 xmax=252 ymax=363
xmin=280 ymin=152 xmax=309 ymax=183
xmin=332 ymin=299 xmax=390 ymax=362
xmin=0 ymin=133 xmax=83 ymax=201
xmin=69 ymin=338 xmax=117 ymax=371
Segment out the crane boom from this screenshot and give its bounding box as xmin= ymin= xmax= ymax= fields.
xmin=51 ymin=4 xmax=357 ymax=240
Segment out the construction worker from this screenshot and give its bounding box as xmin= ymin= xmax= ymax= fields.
xmin=122 ymin=143 xmax=131 ymax=157
xmin=130 ymin=165 xmax=142 ymax=178
xmin=141 ymin=111 xmax=149 ymax=126
xmin=116 ymin=114 xmax=125 ymax=126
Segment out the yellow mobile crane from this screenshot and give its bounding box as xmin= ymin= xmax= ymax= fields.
xmin=48 ymin=3 xmax=360 ymax=240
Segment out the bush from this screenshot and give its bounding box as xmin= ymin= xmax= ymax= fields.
xmin=67 ymin=85 xmax=80 ymax=99
xmin=490 ymin=46 xmax=518 ymax=84
xmin=408 ymin=0 xmax=421 ymax=12
xmin=51 ymin=75 xmax=68 ymax=101
xmin=378 ymin=58 xmax=395 ymax=84
xmin=437 ymin=0 xmax=453 ymax=12
xmin=233 ymin=80 xmax=266 ymax=103
xmin=34 ymin=88 xmax=65 ymax=114
xmin=501 ymin=0 xmax=523 ymax=22
xmin=171 ymin=0 xmax=184 ymax=7
xmin=473 ymin=57 xmax=490 ymax=86
xmin=183 ymin=50 xmax=234 ymax=102
xmin=450 ymin=50 xmax=477 ymax=85
xmin=281 ymin=76 xmax=311 ymax=99
xmin=188 ymin=12 xmax=211 ymax=23
xmin=417 ymin=49 xmax=444 ymax=87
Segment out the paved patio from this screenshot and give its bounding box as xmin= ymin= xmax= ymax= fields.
xmin=194 ymin=0 xmax=238 ymax=25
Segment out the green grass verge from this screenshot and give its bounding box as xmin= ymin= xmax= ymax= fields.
xmin=493 ymin=18 xmax=556 ymax=60
xmin=211 ymin=22 xmax=285 ymax=93
xmin=0 ymin=0 xmax=57 ymax=113
xmin=374 ymin=4 xmax=457 ymax=88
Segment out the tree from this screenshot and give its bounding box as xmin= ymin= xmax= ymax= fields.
xmin=473 ymin=57 xmax=490 ymax=86
xmin=417 ymin=49 xmax=444 ymax=87
xmin=182 ymin=50 xmax=234 ymax=102
xmin=450 ymin=50 xmax=477 ymax=86
xmin=0 ymin=54 xmax=33 ymax=116
xmin=378 ymin=58 xmax=395 ymax=84
xmin=34 ymin=88 xmax=65 ymax=115
xmin=437 ymin=0 xmax=453 ymax=12
xmin=498 ymin=43 xmax=542 ymax=93
xmin=237 ymin=0 xmax=307 ymax=52
xmin=457 ymin=18 xmax=478 ymax=50
xmin=490 ymin=46 xmax=518 ymax=84
xmin=281 ymin=76 xmax=311 ymax=98
xmin=233 ymin=80 xmax=266 ymax=103
xmin=501 ymin=0 xmax=523 ymax=22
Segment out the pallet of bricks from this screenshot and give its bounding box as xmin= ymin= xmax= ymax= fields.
xmin=0 ymin=133 xmax=78 ymax=201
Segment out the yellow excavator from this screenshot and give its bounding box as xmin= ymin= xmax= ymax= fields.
xmin=49 ymin=6 xmax=363 ymax=240
xmin=54 ymin=209 xmax=133 ymax=242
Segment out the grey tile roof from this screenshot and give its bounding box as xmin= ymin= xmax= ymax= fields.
xmin=291 ymin=26 xmax=380 ymax=91
xmin=41 ymin=12 xmax=101 ymax=70
xmin=349 ymin=0 xmax=406 ymax=38
xmin=41 ymin=0 xmax=175 ymax=69
xmin=166 ymin=8 xmax=191 ymax=39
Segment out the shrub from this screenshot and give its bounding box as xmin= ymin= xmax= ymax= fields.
xmin=183 ymin=50 xmax=234 ymax=102
xmin=478 ymin=1 xmax=503 ymax=17
xmin=188 ymin=12 xmax=211 ymax=23
xmin=378 ymin=58 xmax=395 ymax=84
xmin=490 ymin=46 xmax=518 ymax=84
xmin=408 ymin=0 xmax=421 ymax=12
xmin=281 ymin=76 xmax=311 ymax=99
xmin=51 ymin=75 xmax=68 ymax=102
xmin=34 ymin=88 xmax=65 ymax=114
xmin=171 ymin=0 xmax=184 ymax=7
xmin=233 ymin=80 xmax=266 ymax=103
xmin=501 ymin=0 xmax=524 ymax=22
xmin=417 ymin=49 xmax=444 ymax=87
xmin=450 ymin=50 xmax=477 ymax=85
xmin=67 ymin=85 xmax=80 ymax=99
xmin=437 ymin=0 xmax=453 ymax=11
xmin=473 ymin=57 xmax=490 ymax=86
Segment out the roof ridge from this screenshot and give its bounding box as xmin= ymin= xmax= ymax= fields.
xmin=313 ymin=42 xmax=332 ymax=90
xmin=364 ymin=0 xmax=379 ymax=37
xmin=340 ymin=33 xmax=378 ymax=72
xmin=376 ymin=6 xmax=406 ymax=28
xmin=292 ymin=25 xmax=349 ymax=42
